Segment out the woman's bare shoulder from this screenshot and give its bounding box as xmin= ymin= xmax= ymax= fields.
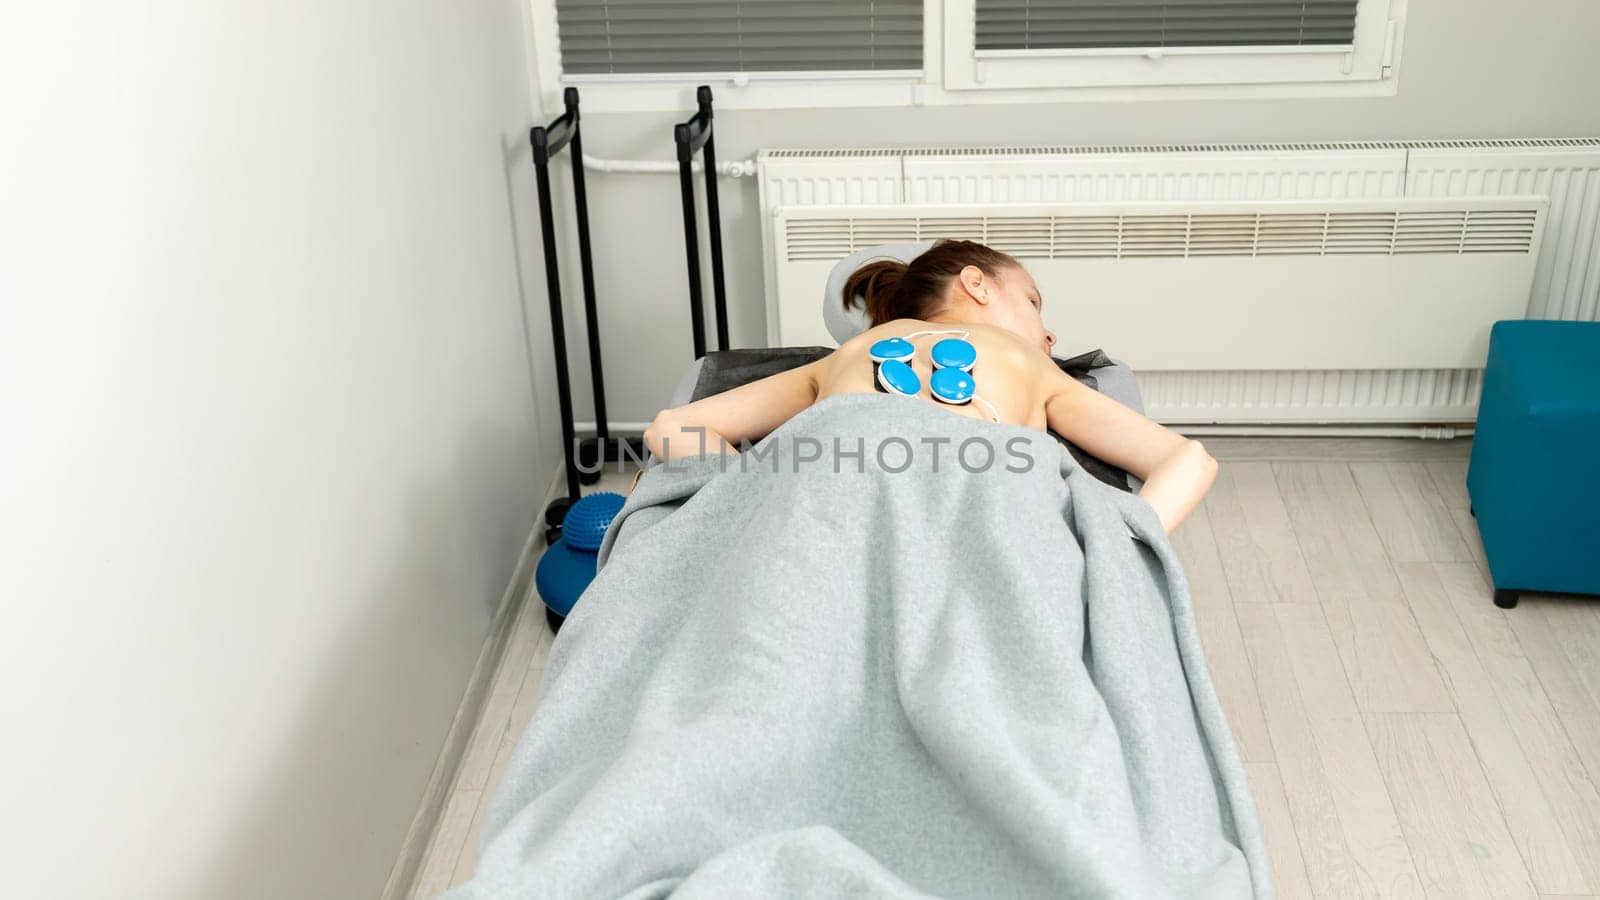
xmin=852 ymin=318 xmax=937 ymax=339
xmin=832 ymin=319 xmax=945 ymax=358
xmin=955 ymin=323 xmax=1051 ymax=372
xmin=834 ymin=319 xmax=1054 ymax=375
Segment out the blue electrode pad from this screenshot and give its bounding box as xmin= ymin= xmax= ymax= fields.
xmin=868 ymin=337 xmax=916 ymax=363
xmin=930 ymin=338 xmax=977 ymax=372
xmin=929 ymin=366 xmax=976 ymax=404
xmin=877 ymin=358 xmax=922 ymax=396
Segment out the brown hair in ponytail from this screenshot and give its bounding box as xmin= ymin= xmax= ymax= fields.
xmin=842 ymin=239 xmax=1021 ymax=327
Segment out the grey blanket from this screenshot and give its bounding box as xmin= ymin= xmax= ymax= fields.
xmin=450 ymin=394 xmax=1270 ymax=899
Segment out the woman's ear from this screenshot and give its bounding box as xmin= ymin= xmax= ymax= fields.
xmin=959 ymin=265 xmax=989 ymax=305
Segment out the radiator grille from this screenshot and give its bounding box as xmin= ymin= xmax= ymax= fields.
xmin=1406 ymin=149 xmax=1600 ymax=321
xmin=784 ymin=208 xmax=1539 ymax=261
xmin=759 ymin=141 xmax=1596 ymax=425
xmin=763 ymin=137 xmax=1600 ymax=158
xmin=1139 ymin=368 xmax=1486 ymax=423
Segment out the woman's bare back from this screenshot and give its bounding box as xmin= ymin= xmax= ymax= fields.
xmin=816 ymin=319 xmax=1053 ymax=430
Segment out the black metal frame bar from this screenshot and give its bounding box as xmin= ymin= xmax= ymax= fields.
xmin=531 ymin=87 xmax=637 ymax=536
xmin=674 ymin=85 xmax=730 ymax=359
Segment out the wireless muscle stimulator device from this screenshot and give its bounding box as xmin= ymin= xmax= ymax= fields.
xmin=868 ymin=331 xmax=998 ymax=421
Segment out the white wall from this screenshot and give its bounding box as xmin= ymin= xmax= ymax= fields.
xmin=0 ymin=3 xmax=556 ymax=898
xmin=535 ymin=0 xmax=1600 ymax=424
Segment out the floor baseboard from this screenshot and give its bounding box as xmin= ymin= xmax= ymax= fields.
xmin=381 ymin=467 xmax=563 ymax=900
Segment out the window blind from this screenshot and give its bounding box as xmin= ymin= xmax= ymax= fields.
xmin=975 ymin=0 xmax=1360 ymax=51
xmin=555 ymin=1 xmax=924 ymax=75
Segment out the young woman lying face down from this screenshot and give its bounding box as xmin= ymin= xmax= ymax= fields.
xmin=645 ymin=239 xmax=1217 ymax=533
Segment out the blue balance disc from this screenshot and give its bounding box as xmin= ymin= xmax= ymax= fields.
xmin=876 ymin=358 xmax=922 ymax=396
xmin=562 ymin=491 xmax=625 ymax=551
xmin=929 ymin=366 xmax=976 ymax=405
xmin=868 ymin=337 xmax=915 ymax=363
xmin=534 ymin=540 xmax=592 ymax=617
xmin=930 ymin=338 xmax=977 ymax=372
xmin=535 ymin=491 xmax=626 ymax=617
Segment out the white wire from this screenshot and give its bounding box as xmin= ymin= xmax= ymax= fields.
xmin=914 ymin=332 xmax=996 ymax=421
xmin=889 ymin=330 xmax=997 ymax=422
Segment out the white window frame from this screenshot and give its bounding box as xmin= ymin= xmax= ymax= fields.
xmin=526 ymin=0 xmax=1404 ymax=114
xmin=944 ymin=0 xmax=1401 ymax=92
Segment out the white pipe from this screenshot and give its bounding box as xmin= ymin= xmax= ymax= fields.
xmin=579 ymin=421 xmax=1472 ymax=439
xmin=580 ymin=154 xmax=755 ymax=177
xmin=1178 ymin=424 xmax=1471 ymax=439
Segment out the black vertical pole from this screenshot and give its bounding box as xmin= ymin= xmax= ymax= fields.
xmin=565 ymin=88 xmax=609 ymax=445
xmin=697 ymin=86 xmax=730 ymax=352
xmin=675 ymin=122 xmax=707 ymax=360
xmin=532 ymin=126 xmax=580 ymax=514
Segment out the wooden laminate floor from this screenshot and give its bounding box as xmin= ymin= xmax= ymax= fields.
xmin=412 ymin=438 xmax=1600 ymax=900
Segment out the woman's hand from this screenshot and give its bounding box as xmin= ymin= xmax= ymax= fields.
xmin=1130 ymin=439 xmax=1218 ymax=534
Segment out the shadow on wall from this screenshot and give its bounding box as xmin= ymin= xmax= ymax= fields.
xmin=177 ymin=415 xmax=537 ymax=900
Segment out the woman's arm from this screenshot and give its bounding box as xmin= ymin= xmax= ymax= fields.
xmin=1041 ymin=365 xmax=1217 ymax=533
xmin=645 ymin=358 xmax=828 ymax=461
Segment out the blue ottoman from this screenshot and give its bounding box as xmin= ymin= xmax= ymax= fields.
xmin=1466 ymin=320 xmax=1600 ymax=609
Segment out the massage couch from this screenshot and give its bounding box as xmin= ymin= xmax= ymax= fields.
xmin=445 ymin=244 xmax=1270 ymax=900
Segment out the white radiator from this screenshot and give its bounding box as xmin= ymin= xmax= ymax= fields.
xmin=757 ymin=139 xmax=1600 ymax=427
